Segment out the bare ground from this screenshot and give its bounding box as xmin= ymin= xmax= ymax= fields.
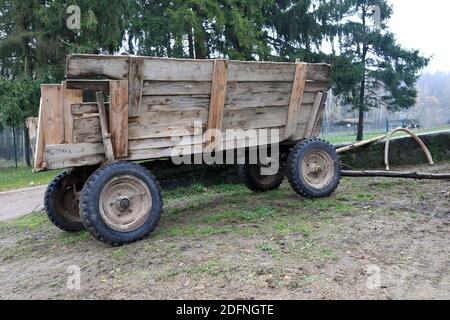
xmin=0 ymin=162 xmax=449 ymax=300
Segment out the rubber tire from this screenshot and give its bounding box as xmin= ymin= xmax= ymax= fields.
xmin=80 ymin=162 xmax=163 ymax=246
xmin=44 ymin=170 xmax=85 ymax=233
xmin=287 ymin=139 xmax=341 ymax=198
xmin=238 ymin=164 xmax=284 ymax=192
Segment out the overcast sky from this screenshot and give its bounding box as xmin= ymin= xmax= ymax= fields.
xmin=388 ymin=0 xmax=450 ymax=73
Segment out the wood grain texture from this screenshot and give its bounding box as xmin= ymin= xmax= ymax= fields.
xmin=66 ymin=55 xmax=129 ymax=79
xmin=109 ymin=80 xmax=129 ymax=158
xmin=206 ymin=60 xmax=228 ymax=148
xmin=284 ymin=63 xmax=308 ymax=140
xmin=41 ymin=85 xmax=65 ymax=145
xmin=129 ymin=57 xmax=144 ymax=117
xmin=304 ymin=92 xmax=324 ymax=138
xmin=45 ymin=143 xmax=105 ymax=170
xmin=34 ymin=99 xmax=46 ymax=171
xmin=96 ymin=92 xmax=115 ymax=162
xmin=62 ymin=82 xmax=83 ymax=144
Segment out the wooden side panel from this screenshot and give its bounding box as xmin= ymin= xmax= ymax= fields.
xmin=206 ymin=60 xmax=228 ymax=148
xmin=41 ymin=85 xmax=65 ymax=145
xmin=62 ymin=82 xmax=83 ymax=144
xmin=142 ymin=58 xmax=214 ymax=81
xmin=284 ymin=63 xmax=308 ymax=140
xmin=304 ymin=92 xmax=324 ymax=138
xmin=129 ymin=57 xmax=144 ymax=117
xmin=45 ymin=143 xmax=105 ymax=170
xmin=109 ymin=80 xmax=129 ymax=158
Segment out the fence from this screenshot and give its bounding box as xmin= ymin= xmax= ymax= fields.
xmin=0 ymin=127 xmax=28 ymax=168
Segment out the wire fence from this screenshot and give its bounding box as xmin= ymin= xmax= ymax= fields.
xmin=0 ymin=127 xmax=28 ymax=168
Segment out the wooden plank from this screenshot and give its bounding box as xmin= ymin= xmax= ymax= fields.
xmin=141 ymin=95 xmax=211 ymax=112
xmin=72 ymin=102 xmax=110 ymax=116
xmin=206 ymin=60 xmax=228 ymax=148
xmin=66 ymin=55 xmax=130 ymax=79
xmin=142 ymin=81 xmax=212 ymax=96
xmin=66 ymin=80 xmax=110 ymax=93
xmin=284 ymin=63 xmax=308 ymax=140
xmin=45 ymin=143 xmax=105 ymax=170
xmin=304 ymin=92 xmax=324 ymax=138
xmin=41 ymin=85 xmax=65 ymax=145
xmin=109 ymin=80 xmax=129 ymax=158
xmin=142 ymin=58 xmax=214 ymax=81
xmin=96 ymin=92 xmax=115 ymax=162
xmin=312 ymin=92 xmax=328 ymax=137
xmin=34 ymin=99 xmax=46 ymax=171
xmin=62 ymin=82 xmax=83 ymax=144
xmin=129 ymin=57 xmax=144 ymax=117
xmin=26 ymin=117 xmax=39 ymax=161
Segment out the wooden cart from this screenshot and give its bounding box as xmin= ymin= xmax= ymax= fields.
xmin=36 ymin=55 xmax=341 ymax=245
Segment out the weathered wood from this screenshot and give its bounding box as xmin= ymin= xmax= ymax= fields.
xmin=96 ymin=92 xmax=115 ymax=162
xmin=129 ymin=57 xmax=144 ymax=117
xmin=41 ymin=85 xmax=65 ymax=145
xmin=206 ymin=60 xmax=228 ymax=148
xmin=72 ymin=102 xmax=109 ymax=116
xmin=141 ymin=95 xmax=211 ymax=112
xmin=304 ymin=92 xmax=324 ymax=138
xmin=66 ymin=55 xmax=129 ymax=79
xmin=342 ymin=170 xmax=450 ymax=180
xmin=26 ymin=117 xmax=39 ymax=161
xmin=142 ymin=81 xmax=212 ymax=96
xmin=34 ymin=99 xmax=46 ymax=171
xmin=109 ymin=80 xmax=129 ymax=158
xmin=45 ymin=143 xmax=105 ymax=170
xmin=336 ymin=134 xmax=388 ymax=154
xmin=312 ymin=92 xmax=328 ymax=137
xmin=62 ymin=82 xmax=83 ymax=144
xmin=65 ymin=80 xmax=110 ymax=93
xmin=284 ymin=63 xmax=308 ymax=140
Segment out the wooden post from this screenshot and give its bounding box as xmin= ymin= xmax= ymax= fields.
xmin=62 ymin=81 xmax=83 ymax=144
xmin=128 ymin=57 xmax=144 ymax=117
xmin=284 ymin=63 xmax=308 ymax=140
xmin=96 ymin=92 xmax=115 ymax=163
xmin=109 ymin=80 xmax=129 ymax=158
xmin=206 ymin=60 xmax=228 ymax=150
xmin=34 ymin=98 xmax=46 ymax=171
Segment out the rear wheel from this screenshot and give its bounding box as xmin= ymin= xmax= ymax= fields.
xmin=238 ymin=163 xmax=284 ymax=192
xmin=80 ymin=162 xmax=163 ymax=246
xmin=44 ymin=170 xmax=85 ymax=233
xmin=287 ymin=139 xmax=341 ymax=198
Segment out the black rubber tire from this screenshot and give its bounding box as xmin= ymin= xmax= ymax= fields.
xmin=238 ymin=164 xmax=284 ymax=192
xmin=44 ymin=170 xmax=85 ymax=233
xmin=287 ymin=138 xmax=341 ymax=198
xmin=79 ymin=162 xmax=163 ymax=246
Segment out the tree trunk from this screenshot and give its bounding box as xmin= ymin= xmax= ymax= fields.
xmin=188 ymin=29 xmax=195 ymax=59
xmin=357 ymin=7 xmax=368 ymax=141
xmin=23 ymin=126 xmax=32 ymax=167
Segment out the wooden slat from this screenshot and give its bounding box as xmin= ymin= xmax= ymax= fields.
xmin=66 ymin=80 xmax=110 ymax=93
xmin=66 ymin=55 xmax=130 ymax=79
xmin=34 ymin=98 xmax=46 ymax=171
xmin=62 ymin=82 xmax=83 ymax=144
xmin=45 ymin=143 xmax=105 ymax=170
xmin=129 ymin=57 xmax=144 ymax=117
xmin=142 ymin=58 xmax=214 ymax=81
xmin=141 ymin=95 xmax=210 ymax=112
xmin=109 ymin=80 xmax=129 ymax=158
xmin=206 ymin=60 xmax=228 ymax=148
xmin=142 ymin=81 xmax=212 ymax=96
xmin=284 ymin=63 xmax=308 ymax=140
xmin=72 ymin=102 xmax=110 ymax=116
xmin=41 ymin=85 xmax=65 ymax=145
xmin=96 ymin=92 xmax=115 ymax=162
xmin=312 ymin=92 xmax=328 ymax=137
xmin=304 ymin=92 xmax=324 ymax=138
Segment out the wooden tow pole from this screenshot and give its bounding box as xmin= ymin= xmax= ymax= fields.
xmin=337 ymin=129 xmax=448 ymax=181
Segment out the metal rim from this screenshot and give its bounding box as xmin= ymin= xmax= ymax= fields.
xmin=249 ymin=164 xmax=280 ymax=185
xmin=99 ymin=175 xmax=152 ymax=232
xmin=56 ymin=184 xmax=81 ymax=223
xmin=300 ymin=149 xmax=335 ymax=190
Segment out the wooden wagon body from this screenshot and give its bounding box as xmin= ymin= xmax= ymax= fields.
xmin=34 ymin=55 xmax=331 ymax=171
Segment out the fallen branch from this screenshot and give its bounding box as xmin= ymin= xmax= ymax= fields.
xmin=342 ymin=170 xmax=450 ymax=180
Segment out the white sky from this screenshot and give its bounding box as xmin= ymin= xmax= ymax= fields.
xmin=388 ymin=0 xmax=450 ymax=73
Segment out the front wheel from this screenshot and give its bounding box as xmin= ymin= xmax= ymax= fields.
xmin=80 ymin=162 xmax=163 ymax=246
xmin=287 ymin=139 xmax=341 ymax=198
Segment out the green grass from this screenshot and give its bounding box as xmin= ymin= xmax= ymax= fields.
xmin=0 ymin=212 xmax=48 ymax=231
xmin=0 ymin=167 xmax=60 ymax=192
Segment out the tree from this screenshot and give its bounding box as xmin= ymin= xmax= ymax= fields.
xmin=330 ymin=0 xmax=429 ymax=140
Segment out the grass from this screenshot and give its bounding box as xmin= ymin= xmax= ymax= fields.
xmin=0 ymin=212 xmax=48 ymax=231
xmin=0 ymin=166 xmax=60 ymax=192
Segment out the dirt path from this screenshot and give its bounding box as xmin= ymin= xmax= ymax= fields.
xmin=0 ymin=186 xmax=46 ymax=222
xmin=0 ymin=162 xmax=449 ymax=300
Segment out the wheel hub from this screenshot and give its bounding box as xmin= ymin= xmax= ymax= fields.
xmin=301 ymin=150 xmax=335 ymax=189
xmin=99 ymin=175 xmax=152 ymax=232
